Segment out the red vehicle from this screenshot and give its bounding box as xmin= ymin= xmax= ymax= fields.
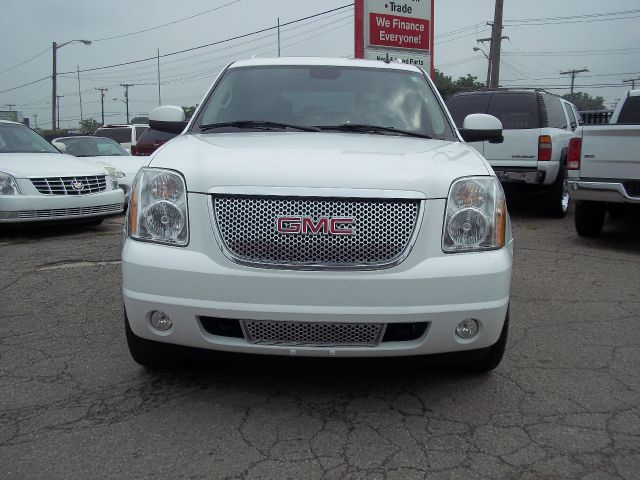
xmin=131 ymin=128 xmax=178 ymax=156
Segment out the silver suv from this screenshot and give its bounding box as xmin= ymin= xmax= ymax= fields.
xmin=447 ymin=90 xmax=579 ymax=218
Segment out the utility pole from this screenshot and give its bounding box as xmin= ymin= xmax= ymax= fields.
xmin=157 ymin=49 xmax=162 ymax=106
xmin=34 ymin=114 xmax=38 ymax=129
xmin=560 ymin=68 xmax=589 ymax=95
xmin=52 ymin=42 xmax=57 ymax=131
xmin=77 ymin=66 xmax=83 ymax=122
xmin=120 ymin=84 xmax=134 ymax=124
xmin=488 ymin=0 xmax=504 ymax=89
xmin=4 ymin=104 xmax=16 ymax=111
xmin=55 ymin=95 xmax=64 ymax=130
xmin=277 ymin=17 xmax=281 ymax=57
xmin=96 ymin=87 xmax=108 ymax=126
xmin=622 ymin=78 xmax=640 ymax=90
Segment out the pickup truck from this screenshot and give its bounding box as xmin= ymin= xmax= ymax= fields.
xmin=568 ymin=89 xmax=640 ymax=236
xmin=122 ymin=57 xmax=513 ymax=373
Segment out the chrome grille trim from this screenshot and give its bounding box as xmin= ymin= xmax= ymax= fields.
xmin=212 ymin=194 xmax=423 ymax=270
xmin=30 ymin=176 xmax=107 ymax=195
xmin=17 ymin=203 xmax=122 ymax=219
xmin=242 ymin=320 xmax=385 ymax=347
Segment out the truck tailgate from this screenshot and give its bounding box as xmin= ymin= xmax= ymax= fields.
xmin=580 ymin=125 xmax=640 ymax=180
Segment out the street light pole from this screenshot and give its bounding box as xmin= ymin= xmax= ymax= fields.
xmin=473 ymin=47 xmax=491 ymax=88
xmin=51 ymin=39 xmax=91 ymax=131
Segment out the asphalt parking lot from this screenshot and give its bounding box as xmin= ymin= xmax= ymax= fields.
xmin=1 ymin=207 xmax=639 ymax=480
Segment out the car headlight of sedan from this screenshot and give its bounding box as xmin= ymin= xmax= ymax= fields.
xmin=127 ymin=168 xmax=189 ymax=246
xmin=0 ymin=171 xmax=20 ymax=195
xmin=442 ymin=176 xmax=506 ymax=253
xmin=102 ymin=166 xmax=124 ymax=189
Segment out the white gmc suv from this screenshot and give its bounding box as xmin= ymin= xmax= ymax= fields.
xmin=122 ymin=57 xmax=513 ymax=373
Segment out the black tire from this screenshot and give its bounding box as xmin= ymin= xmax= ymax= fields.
xmin=575 ymin=201 xmax=605 ymax=237
xmin=83 ymin=217 xmax=104 ymax=226
xmin=124 ymin=311 xmax=180 ymax=369
xmin=545 ymin=164 xmax=570 ymax=218
xmin=464 ymin=309 xmax=509 ymax=374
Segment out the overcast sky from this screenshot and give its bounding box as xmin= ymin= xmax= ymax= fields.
xmin=1 ymin=0 xmax=638 ymax=129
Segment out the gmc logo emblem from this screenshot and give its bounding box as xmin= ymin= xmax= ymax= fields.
xmin=277 ymin=217 xmax=355 ymax=235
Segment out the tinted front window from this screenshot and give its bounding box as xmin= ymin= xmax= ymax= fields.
xmin=138 ymin=129 xmax=176 ymax=144
xmin=616 ymin=96 xmax=640 ymax=124
xmin=95 ymin=127 xmax=132 ymax=144
xmin=543 ymin=95 xmax=569 ymax=129
xmin=194 ymin=65 xmax=456 ymax=140
xmin=446 ymin=93 xmax=491 ymax=128
xmin=488 ymin=93 xmax=540 ymax=129
xmin=0 ymin=123 xmax=59 ymax=153
xmin=135 ymin=127 xmax=149 ymax=140
xmin=58 ymin=137 xmax=129 ymax=156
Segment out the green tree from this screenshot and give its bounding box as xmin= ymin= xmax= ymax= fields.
xmin=78 ymin=119 xmax=101 ymax=134
xmin=561 ymin=92 xmax=605 ymax=111
xmin=181 ymin=106 xmax=197 ymax=119
xmin=433 ymin=69 xmax=484 ymax=99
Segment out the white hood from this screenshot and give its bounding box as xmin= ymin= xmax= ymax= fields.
xmin=0 ymin=153 xmax=111 ymax=178
xmin=82 ymin=155 xmax=146 ymax=175
xmin=148 ymin=132 xmax=491 ymax=199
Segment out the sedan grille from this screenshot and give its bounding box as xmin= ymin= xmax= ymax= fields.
xmin=242 ymin=320 xmax=384 ymax=347
xmin=30 ymin=176 xmax=107 ymax=195
xmin=17 ymin=203 xmax=122 ymax=219
xmin=213 ymin=195 xmax=421 ymax=269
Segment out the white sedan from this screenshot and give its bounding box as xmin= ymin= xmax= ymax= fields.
xmin=52 ymin=135 xmax=146 ymax=204
xmin=0 ymin=120 xmax=124 ymax=224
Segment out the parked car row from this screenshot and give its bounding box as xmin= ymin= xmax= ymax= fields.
xmin=0 ymin=120 xmax=124 ymax=225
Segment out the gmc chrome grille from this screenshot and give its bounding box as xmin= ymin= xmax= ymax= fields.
xmin=213 ymin=195 xmax=421 ymax=268
xmin=30 ymin=176 xmax=107 ymax=195
xmin=242 ymin=320 xmax=384 ymax=347
xmin=17 ymin=203 xmax=122 ymax=219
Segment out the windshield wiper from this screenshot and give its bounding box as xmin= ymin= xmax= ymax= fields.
xmin=316 ymin=123 xmax=431 ymax=139
xmin=198 ymin=120 xmax=319 ymax=132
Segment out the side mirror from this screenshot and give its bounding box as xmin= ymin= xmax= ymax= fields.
xmin=52 ymin=141 xmax=67 ymax=153
xmin=459 ymin=114 xmax=503 ymax=143
xmin=148 ymin=106 xmax=188 ymax=134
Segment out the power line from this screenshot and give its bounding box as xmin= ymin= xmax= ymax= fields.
xmin=0 ymin=46 xmax=51 ymax=76
xmin=92 ymin=0 xmax=242 ymax=42
xmin=0 ymin=75 xmax=51 ymax=95
xmin=58 ymin=4 xmax=353 ymax=76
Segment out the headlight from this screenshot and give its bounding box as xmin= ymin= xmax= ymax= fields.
xmin=127 ymin=168 xmax=189 ymax=246
xmin=103 ymin=166 xmax=124 ymax=189
xmin=442 ymin=176 xmax=506 ymax=253
xmin=0 ymin=172 xmax=20 ymax=195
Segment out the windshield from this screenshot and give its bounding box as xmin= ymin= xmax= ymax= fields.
xmin=0 ymin=123 xmax=59 ymax=154
xmin=193 ymin=65 xmax=456 ymax=140
xmin=95 ymin=127 xmax=132 ymax=144
xmin=56 ymin=136 xmax=130 ymax=157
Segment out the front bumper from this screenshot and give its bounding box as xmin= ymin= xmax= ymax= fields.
xmin=0 ymin=189 xmax=125 ymax=223
xmin=568 ymin=180 xmax=640 ymax=204
xmin=122 ymin=197 xmax=513 ymax=358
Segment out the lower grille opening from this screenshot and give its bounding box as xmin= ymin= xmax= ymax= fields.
xmin=381 ymin=322 xmax=429 ymax=342
xmin=200 ymin=316 xmax=244 ymax=338
xmin=199 ymin=318 xmax=429 ymax=346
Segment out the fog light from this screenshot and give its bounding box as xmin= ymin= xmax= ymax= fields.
xmin=150 ymin=311 xmax=172 ymax=331
xmin=456 ymin=318 xmax=479 ymax=339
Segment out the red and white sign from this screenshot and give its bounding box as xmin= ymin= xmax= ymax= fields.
xmin=355 ymin=0 xmax=434 ymax=76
